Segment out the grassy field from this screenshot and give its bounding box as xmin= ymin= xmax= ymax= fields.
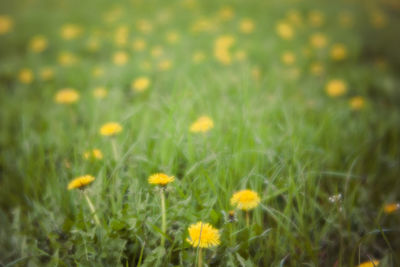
xmin=1 ymin=0 xmax=400 ymax=266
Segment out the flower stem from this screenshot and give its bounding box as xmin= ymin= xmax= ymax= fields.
xmin=246 ymin=211 xmax=250 ymax=227
xmin=111 ymin=137 xmax=119 ymax=161
xmin=83 ymin=190 xmax=100 ymax=226
xmin=197 ymin=248 xmax=203 ymax=267
xmin=160 ymin=188 xmax=167 ymax=247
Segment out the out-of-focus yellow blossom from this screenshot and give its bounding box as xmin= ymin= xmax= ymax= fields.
xmin=29 ymin=35 xmax=48 ymax=53
xmin=384 ymin=203 xmax=400 ymax=214
xmin=136 ymin=19 xmax=153 ymax=34
xmin=231 ymin=189 xmax=261 ymax=211
xmin=357 ymin=260 xmax=380 ymax=267
xmin=18 ymin=68 xmax=34 ymax=84
xmin=287 ymin=10 xmax=303 ymax=26
xmin=310 ymin=33 xmax=327 ymax=48
xmin=148 ymin=173 xmax=174 ymax=186
xmin=151 ymin=46 xmax=163 ymax=58
xmin=191 ymin=18 xmax=214 ymax=33
xmin=239 ymin=18 xmax=255 ymax=34
xmin=132 ymin=38 xmax=146 ymax=51
xmin=132 ymin=77 xmax=150 ymax=92
xmin=67 ymin=175 xmax=95 ymax=190
xmin=60 ymin=24 xmax=82 ymax=40
xmin=93 ymin=87 xmax=108 ymax=99
xmin=218 ymin=6 xmax=234 ymax=21
xmin=308 ymin=10 xmax=325 ymax=27
xmin=190 ymin=116 xmax=214 ymax=133
xmin=84 ymin=149 xmax=103 ymax=160
xmin=325 ymin=79 xmax=347 ymax=97
xmin=330 ymin=43 xmax=347 ymax=61
xmin=276 ymin=22 xmax=294 ymax=40
xmin=166 ymin=31 xmax=180 ymax=44
xmin=281 ymin=51 xmax=296 ymax=65
xmin=100 ymin=122 xmax=122 ymax=136
xmin=103 ymin=7 xmax=123 ymax=24
xmin=40 ymin=67 xmax=54 ymax=81
xmin=310 ymin=62 xmax=324 ymax=76
xmin=55 ymin=89 xmax=80 ymax=104
xmin=192 ymin=51 xmax=206 ymax=63
xmin=58 ymin=51 xmax=78 ymax=66
xmin=349 ymin=96 xmax=365 ymax=110
xmin=370 ymin=10 xmax=387 ymax=29
xmin=214 ymin=35 xmax=235 ymax=65
xmin=0 ymin=15 xmax=13 ymax=35
xmin=114 ymin=26 xmax=129 ymax=46
xmin=92 ymin=66 xmax=104 ymax=77
xmin=186 ymin=222 xmax=220 ymax=248
xmin=158 ymin=59 xmax=172 ymax=71
xmin=339 ymin=12 xmax=353 ymax=28
xmin=113 ymin=51 xmax=128 ymax=65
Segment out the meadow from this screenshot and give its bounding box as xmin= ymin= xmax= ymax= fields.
xmin=0 ymin=0 xmax=400 ymax=266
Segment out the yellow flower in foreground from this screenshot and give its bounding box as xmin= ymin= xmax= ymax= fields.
xmin=100 ymin=122 xmax=122 ymax=136
xmin=29 ymin=35 xmax=48 ymax=53
xmin=55 ymin=89 xmax=80 ymax=104
xmin=113 ymin=51 xmax=128 ymax=65
xmin=0 ymin=15 xmax=13 ymax=34
xmin=40 ymin=67 xmax=54 ymax=81
xmin=357 ymin=260 xmax=380 ymax=267
xmin=281 ymin=51 xmax=296 ymax=65
xmin=325 ymin=79 xmax=347 ymax=97
xmin=132 ymin=77 xmax=150 ymax=92
xmin=310 ymin=33 xmax=327 ymax=48
xmin=18 ymin=68 xmax=34 ymax=84
xmin=239 ymin=18 xmax=255 ymax=34
xmin=350 ymin=96 xmax=365 ymax=110
xmin=67 ymin=175 xmax=95 ymax=190
xmin=384 ymin=203 xmax=400 ymax=214
xmin=186 ymin=222 xmax=220 ymax=248
xmin=276 ymin=22 xmax=294 ymax=40
xmin=148 ymin=173 xmax=174 ymax=186
xmin=61 ymin=24 xmax=82 ymax=40
xmin=84 ymin=149 xmax=103 ymax=160
xmin=330 ymin=43 xmax=347 ymax=61
xmin=93 ymin=87 xmax=108 ymax=99
xmin=190 ymin=116 xmax=214 ymax=133
xmin=231 ymin=189 xmax=260 ymax=211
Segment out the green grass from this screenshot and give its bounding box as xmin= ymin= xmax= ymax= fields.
xmin=1 ymin=0 xmax=400 ymax=266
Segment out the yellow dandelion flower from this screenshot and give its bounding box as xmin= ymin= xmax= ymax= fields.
xmin=93 ymin=87 xmax=108 ymax=99
xmin=136 ymin=19 xmax=153 ymax=34
xmin=192 ymin=51 xmax=206 ymax=63
xmin=18 ymin=68 xmax=34 ymax=84
xmin=132 ymin=38 xmax=146 ymax=51
xmin=40 ymin=67 xmax=54 ymax=81
xmin=239 ymin=18 xmax=255 ymax=34
xmin=218 ymin=6 xmax=234 ymax=21
xmin=113 ymin=51 xmax=128 ymax=65
xmin=230 ymin=189 xmax=261 ymax=211
xmin=384 ymin=203 xmax=400 ymax=214
xmin=158 ymin=59 xmax=172 ymax=71
xmin=308 ymin=10 xmax=325 ymax=27
xmin=357 ymin=260 xmax=380 ymax=267
xmin=214 ymin=35 xmax=235 ymax=65
xmin=132 ymin=77 xmax=150 ymax=92
xmin=325 ymin=79 xmax=347 ymax=97
xmin=310 ymin=33 xmax=328 ymax=48
xmin=29 ymin=35 xmax=48 ymax=53
xmin=330 ymin=43 xmax=347 ymax=61
xmin=58 ymin=51 xmax=78 ymax=66
xmin=310 ymin=62 xmax=324 ymax=76
xmin=61 ymin=24 xmax=82 ymax=40
xmin=186 ymin=222 xmax=220 ymax=248
xmin=0 ymin=15 xmax=13 ymax=35
xmin=84 ymin=149 xmax=103 ymax=160
xmin=350 ymin=96 xmax=365 ymax=110
xmin=55 ymin=89 xmax=80 ymax=104
xmin=276 ymin=22 xmax=294 ymax=40
xmin=100 ymin=122 xmax=122 ymax=136
xmin=114 ymin=26 xmax=129 ymax=46
xmin=190 ymin=116 xmax=214 ymax=133
xmin=148 ymin=173 xmax=175 ymax=186
xmin=67 ymin=175 xmax=95 ymax=190
xmin=281 ymin=51 xmax=296 ymax=65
